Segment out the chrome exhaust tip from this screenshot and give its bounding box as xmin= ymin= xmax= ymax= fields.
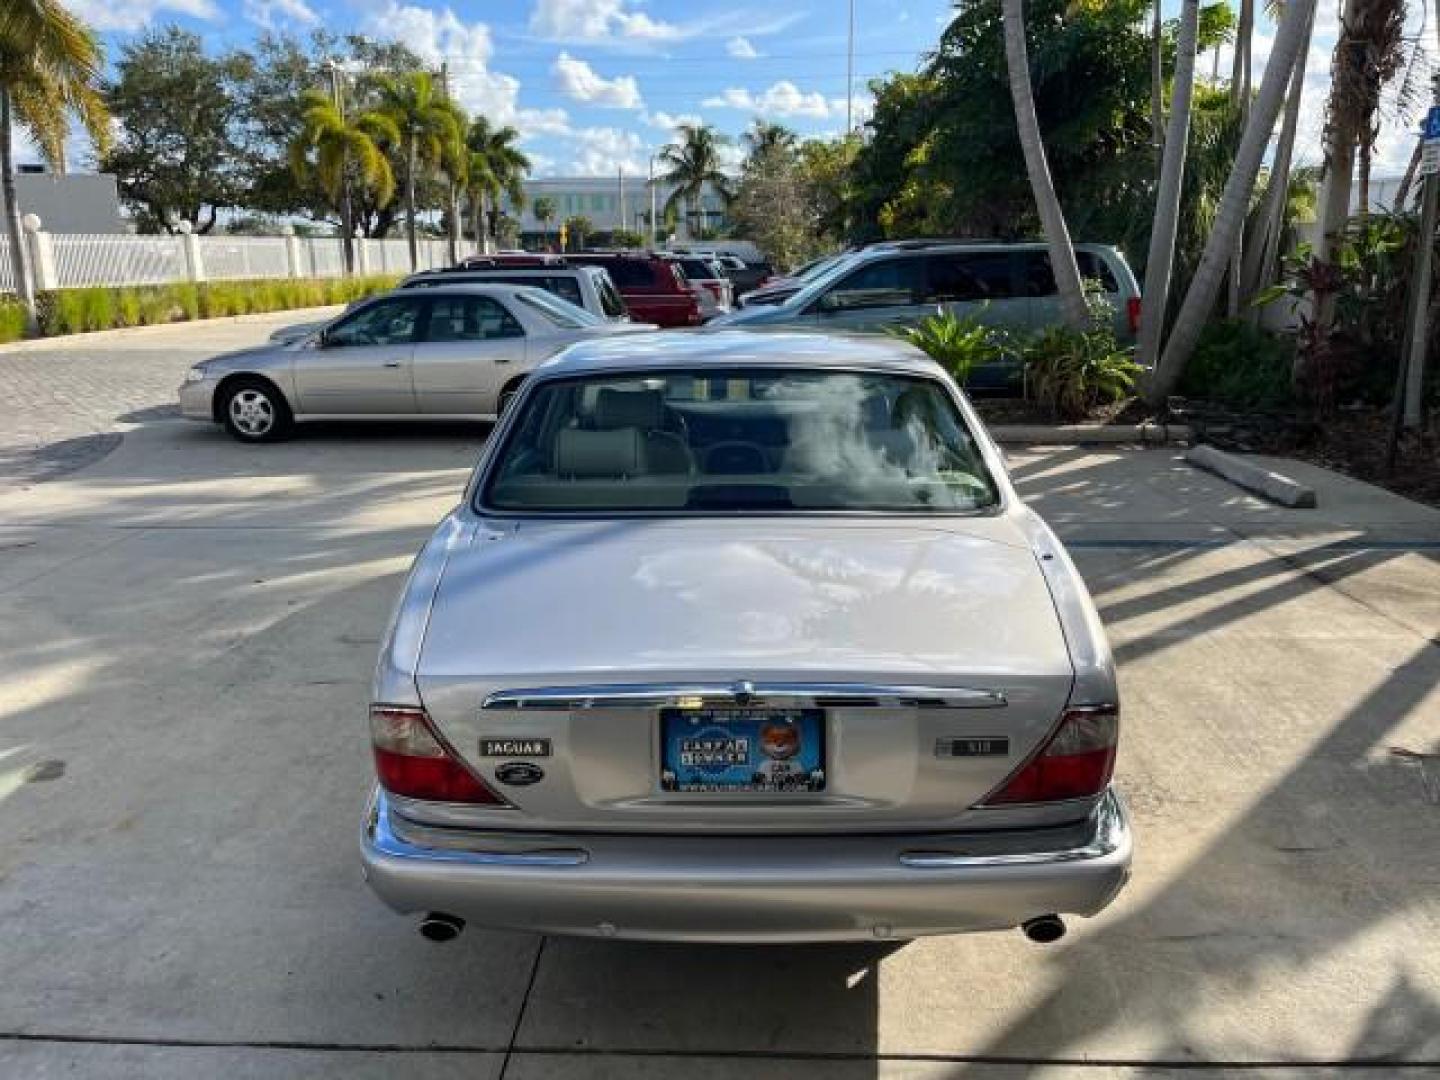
xmin=1021 ymin=915 xmax=1066 ymax=944
xmin=419 ymin=912 xmax=465 ymax=943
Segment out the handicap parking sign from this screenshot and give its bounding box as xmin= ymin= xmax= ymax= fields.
xmin=1425 ymin=106 xmax=1440 ymax=141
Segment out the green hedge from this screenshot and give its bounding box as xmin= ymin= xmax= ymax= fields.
xmin=0 ymin=298 xmax=26 ymax=344
xmin=28 ymin=275 xmax=401 ymax=338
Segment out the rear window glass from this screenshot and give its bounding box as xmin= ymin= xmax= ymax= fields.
xmin=481 ymin=368 xmax=998 ymax=515
xmin=1016 ymin=251 xmax=1120 ymax=296
xmin=595 ymin=274 xmax=627 ymax=318
xmin=512 ymin=289 xmax=601 ymax=329
xmin=599 ymin=260 xmax=655 ymax=288
xmin=679 ymin=259 xmax=717 ymax=278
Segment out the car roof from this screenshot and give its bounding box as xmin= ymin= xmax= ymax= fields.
xmin=409 ymin=266 xmax=595 ymax=279
xmin=531 ymin=329 xmax=941 ymax=379
xmin=381 ymin=283 xmax=545 ymax=300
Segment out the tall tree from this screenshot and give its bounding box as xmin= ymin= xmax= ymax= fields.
xmin=1151 ymin=0 xmax=1166 ymax=177
xmin=465 ymin=117 xmax=528 ymax=255
xmin=1149 ymin=0 xmax=1318 ymax=403
xmin=287 ymin=88 xmax=398 ymax=272
xmin=374 ymin=71 xmax=460 ymax=269
xmin=532 ymin=195 xmax=556 ymax=249
xmin=103 ymin=28 xmax=250 ymax=232
xmin=1000 ymin=0 xmax=1088 ymax=328
xmin=0 ymin=0 xmax=110 ymax=323
xmin=657 ymin=122 xmax=733 ymax=238
xmin=1137 ymin=0 xmax=1202 ymax=372
xmin=435 ymin=97 xmax=469 ymax=265
xmin=743 ymin=119 xmax=798 ymax=160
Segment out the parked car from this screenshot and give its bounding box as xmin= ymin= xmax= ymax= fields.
xmin=665 ymin=255 xmax=733 ymax=319
xmin=739 ymin=252 xmax=852 ymax=309
xmin=269 ymin=265 xmax=630 ymax=345
xmin=359 ymin=329 xmax=1131 ymax=944
xmin=713 ymin=242 xmax=1141 ymax=391
xmin=669 ymin=242 xmax=773 ymax=296
xmin=180 ymin=285 xmax=655 ymax=442
xmin=567 ymin=252 xmax=702 ymax=327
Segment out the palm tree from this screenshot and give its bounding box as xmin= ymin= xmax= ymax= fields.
xmin=562 ymin=215 xmax=593 ymax=251
xmin=436 ymin=98 xmax=470 ymax=265
xmin=657 ymin=122 xmax=733 ymax=239
xmin=999 ymin=0 xmax=1087 ymax=329
xmin=1137 ymin=0 xmax=1202 ymax=373
xmin=743 ymin=119 xmax=797 ymax=161
xmin=288 ymin=88 xmax=398 ymax=275
xmin=533 ymin=196 xmax=556 ymax=249
xmin=374 ymin=71 xmax=461 ymax=270
xmin=466 ymin=117 xmax=528 ymax=255
xmin=1149 ymin=0 xmax=1318 ymax=404
xmin=0 ymin=0 xmax=110 ymax=325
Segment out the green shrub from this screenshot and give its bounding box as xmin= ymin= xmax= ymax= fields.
xmin=886 ymin=310 xmax=1014 ymax=384
xmin=0 ymin=298 xmax=28 ymax=342
xmin=1023 ymin=326 xmax=1142 ymax=422
xmin=173 ymin=283 xmax=200 ymax=320
xmin=1180 ymin=320 xmax=1295 ymax=410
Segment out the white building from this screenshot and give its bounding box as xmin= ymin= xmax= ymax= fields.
xmin=10 ymin=167 xmax=126 ymax=234
xmin=509 ymin=176 xmax=729 ymax=239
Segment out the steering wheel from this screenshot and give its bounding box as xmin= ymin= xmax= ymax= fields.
xmin=703 ymin=441 xmax=770 ymax=476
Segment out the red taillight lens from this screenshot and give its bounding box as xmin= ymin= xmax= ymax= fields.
xmin=369 ymin=705 xmax=507 ymax=805
xmin=981 ymin=706 xmax=1118 ymax=805
xmin=1127 ymin=296 xmax=1142 ymax=335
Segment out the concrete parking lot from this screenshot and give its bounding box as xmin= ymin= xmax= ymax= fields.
xmin=1 ymin=312 xmax=1437 ymax=1078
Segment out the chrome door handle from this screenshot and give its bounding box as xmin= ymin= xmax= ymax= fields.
xmin=382 ymin=360 xmax=402 ymax=368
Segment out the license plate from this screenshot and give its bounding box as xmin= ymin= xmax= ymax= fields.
xmin=659 ymin=708 xmax=825 ymax=793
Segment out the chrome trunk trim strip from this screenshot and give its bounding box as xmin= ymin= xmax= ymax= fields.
xmin=480 ymin=681 xmax=1007 ymax=711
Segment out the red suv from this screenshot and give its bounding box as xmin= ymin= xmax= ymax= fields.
xmin=566 ymin=253 xmax=701 ymax=328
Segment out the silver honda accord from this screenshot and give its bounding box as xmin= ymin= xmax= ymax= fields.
xmin=360 ymin=330 xmax=1131 ymax=944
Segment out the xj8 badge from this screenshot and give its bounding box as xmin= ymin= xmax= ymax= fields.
xmin=480 ymin=737 xmax=552 ymax=757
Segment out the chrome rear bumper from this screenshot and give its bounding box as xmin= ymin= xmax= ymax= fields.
xmin=359 ymin=787 xmax=1131 ymax=943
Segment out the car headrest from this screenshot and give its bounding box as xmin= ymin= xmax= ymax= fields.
xmin=595 ymin=388 xmax=665 ymax=430
xmin=555 ymin=428 xmax=644 ymax=478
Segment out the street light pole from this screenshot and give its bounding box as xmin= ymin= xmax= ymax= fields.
xmin=648 ymin=154 xmax=659 ymax=250
xmin=845 ymin=0 xmax=855 ymax=134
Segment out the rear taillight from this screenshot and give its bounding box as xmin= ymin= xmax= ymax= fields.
xmin=370 ymin=704 xmax=508 ymax=805
xmin=1127 ymin=297 xmax=1142 ymax=335
xmin=981 ymin=705 xmax=1118 ymax=805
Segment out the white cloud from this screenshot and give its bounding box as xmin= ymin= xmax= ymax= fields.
xmin=530 ymin=0 xmax=681 ymax=43
xmin=66 ymin=0 xmax=216 ymax=31
xmin=516 ymin=107 xmax=573 ymax=137
xmin=243 ymin=0 xmax=318 ymax=28
xmin=551 ymin=52 xmax=644 ymax=108
xmin=727 ymin=36 xmax=759 ymax=59
xmin=643 ymin=110 xmax=702 ymax=131
xmin=704 ymin=80 xmax=835 ymax=119
xmin=566 ymin=126 xmax=647 ymax=176
xmin=362 ymin=3 xmax=521 ymax=122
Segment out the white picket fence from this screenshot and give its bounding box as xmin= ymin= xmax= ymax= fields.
xmin=2 ymin=231 xmax=452 ymax=295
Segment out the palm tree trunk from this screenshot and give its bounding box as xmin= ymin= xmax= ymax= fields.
xmin=1357 ymin=139 xmax=1372 ymax=222
xmin=405 ymin=133 xmax=419 ymax=271
xmin=1137 ymin=0 xmax=1201 ymax=373
xmin=1 ymin=90 xmax=37 ymax=330
xmin=1149 ymin=0 xmax=1318 ymax=404
xmin=447 ymin=183 xmax=461 ymax=265
xmin=1151 ymin=0 xmax=1165 ymax=180
xmin=1231 ymin=0 xmax=1253 ymax=101
xmin=1000 ymin=0 xmax=1088 ymax=329
xmin=1244 ymin=1 xmax=1315 ymax=317
xmin=471 ymin=194 xmax=483 ymax=256
xmin=340 ymin=174 xmax=355 ymax=276
xmin=1311 ymin=0 xmax=1364 ymax=348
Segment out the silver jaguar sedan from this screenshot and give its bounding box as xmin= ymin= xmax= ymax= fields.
xmin=178 ymin=284 xmax=654 ymax=442
xmin=360 ymin=330 xmax=1131 ymax=944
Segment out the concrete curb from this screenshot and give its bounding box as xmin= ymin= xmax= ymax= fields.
xmin=0 ymin=305 xmax=345 ymax=354
xmin=1185 ymin=444 xmax=1318 ymax=508
xmin=990 ymin=422 xmax=1192 ymax=445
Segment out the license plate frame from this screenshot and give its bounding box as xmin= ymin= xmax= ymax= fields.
xmin=659 ymin=707 xmax=826 ymax=794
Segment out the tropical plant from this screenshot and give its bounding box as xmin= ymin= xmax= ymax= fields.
xmin=373 ymin=71 xmax=462 ymax=269
xmin=466 ymin=117 xmax=528 ymax=254
xmin=1 ymin=0 xmax=111 ymax=323
xmin=532 ymin=195 xmax=557 ymax=248
xmin=288 ymin=88 xmax=398 ymax=274
xmin=1179 ymin=319 xmax=1294 ymax=408
xmin=1149 ymin=0 xmax=1318 ymax=404
xmin=609 ymin=228 xmax=645 ymax=248
xmin=742 ymin=119 xmax=797 ymax=160
xmin=999 ymin=0 xmax=1088 ymax=328
xmin=436 ymin=98 xmax=470 ymax=265
xmin=657 ymin=122 xmax=733 ymax=238
xmin=886 ymin=310 xmax=1014 ymax=385
xmin=1023 ymin=325 xmax=1142 ymax=421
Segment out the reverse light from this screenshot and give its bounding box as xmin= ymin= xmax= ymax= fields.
xmin=981 ymin=705 xmax=1118 ymax=805
xmin=369 ymin=705 xmax=508 ymax=805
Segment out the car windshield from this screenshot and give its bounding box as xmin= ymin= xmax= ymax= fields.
xmin=512 ymin=289 xmax=602 ymax=329
xmin=481 ymin=367 xmax=999 ymax=514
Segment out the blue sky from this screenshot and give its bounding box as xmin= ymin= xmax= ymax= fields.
xmin=42 ymin=1 xmax=1433 ymax=179
xmin=61 ymin=0 xmax=955 ymax=176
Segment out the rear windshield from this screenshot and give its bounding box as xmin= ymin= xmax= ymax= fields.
xmin=678 ymin=259 xmax=717 ymax=279
xmin=480 ymin=368 xmax=999 ymax=514
xmin=512 ymin=289 xmax=602 ymax=329
xmin=596 ymin=259 xmax=654 ymax=288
